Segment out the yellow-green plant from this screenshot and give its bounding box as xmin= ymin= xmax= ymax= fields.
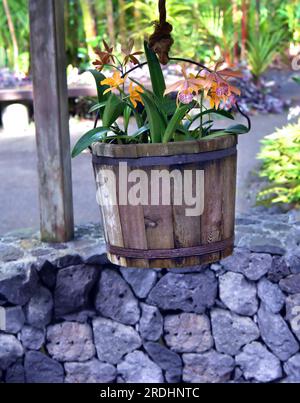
xmin=257 ymin=120 xmax=300 ymax=207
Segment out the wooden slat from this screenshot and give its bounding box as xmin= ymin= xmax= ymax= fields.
xmin=200 ymin=159 xmax=223 ymax=263
xmin=116 ymin=145 xmax=149 ymax=268
xmin=172 ymin=163 xmax=202 ymax=267
xmin=29 ymin=0 xmax=74 ymax=242
xmin=94 ymin=164 xmax=127 ymax=267
xmin=92 ymin=135 xmax=236 ymax=158
xmin=142 ymin=165 xmax=175 ymax=268
xmin=221 ymin=154 xmax=237 ymax=259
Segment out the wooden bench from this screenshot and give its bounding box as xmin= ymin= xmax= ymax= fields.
xmin=0 ymin=86 xmax=97 ymax=130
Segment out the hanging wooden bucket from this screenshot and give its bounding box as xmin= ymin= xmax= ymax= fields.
xmin=92 ymin=134 xmax=237 ymax=269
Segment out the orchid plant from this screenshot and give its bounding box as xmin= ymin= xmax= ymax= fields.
xmin=72 ymin=40 xmax=249 ymax=157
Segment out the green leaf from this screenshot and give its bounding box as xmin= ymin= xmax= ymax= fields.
xmin=88 ymin=101 xmax=107 ymax=114
xmin=72 ymin=127 xmax=109 ymax=158
xmin=224 ymin=124 xmax=249 ymax=134
xmin=102 ymin=94 xmax=125 ymax=128
xmin=187 ymin=109 xmax=234 ymax=129
xmin=141 ymin=92 xmax=166 ymax=143
xmin=88 ymin=70 xmax=110 ymax=104
xmin=123 ymin=105 xmax=132 ymax=133
xmin=131 ymin=125 xmax=149 ymax=138
xmin=163 ymin=105 xmax=191 ymax=143
xmin=199 ymin=131 xmax=228 ymax=140
xmin=144 ymin=41 xmax=166 ymax=100
xmin=293 ymin=76 xmax=300 ymax=85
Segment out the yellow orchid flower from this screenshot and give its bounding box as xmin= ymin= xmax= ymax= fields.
xmin=129 ymin=82 xmax=144 ymax=108
xmin=101 ymin=71 xmax=126 ymax=95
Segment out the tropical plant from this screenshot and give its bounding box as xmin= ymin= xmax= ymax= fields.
xmin=257 ymin=119 xmax=300 ymax=207
xmin=72 ymin=39 xmax=249 ymax=157
xmin=247 ymin=28 xmax=286 ymax=81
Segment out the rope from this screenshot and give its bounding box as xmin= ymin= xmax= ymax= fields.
xmin=159 ymin=0 xmax=167 ymax=24
xmin=149 ymin=0 xmax=174 ymax=65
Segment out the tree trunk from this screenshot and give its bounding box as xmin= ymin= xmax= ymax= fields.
xmin=241 ymin=0 xmax=248 ymax=61
xmin=118 ymin=0 xmax=126 ymax=47
xmin=133 ymin=0 xmax=142 ymax=48
xmin=106 ymin=0 xmax=115 ymax=47
xmin=2 ymin=0 xmax=19 ymax=72
xmin=80 ymin=0 xmax=97 ymax=58
xmin=232 ymin=0 xmax=240 ymax=64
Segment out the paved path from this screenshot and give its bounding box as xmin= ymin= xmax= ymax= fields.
xmin=0 ymin=111 xmax=293 ymax=235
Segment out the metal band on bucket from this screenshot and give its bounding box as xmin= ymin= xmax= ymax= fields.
xmin=92 ymin=146 xmax=237 ymax=167
xmin=106 ymin=237 xmax=234 ymax=260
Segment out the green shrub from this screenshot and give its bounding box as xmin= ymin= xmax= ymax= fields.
xmin=257 ymin=120 xmax=300 ymax=207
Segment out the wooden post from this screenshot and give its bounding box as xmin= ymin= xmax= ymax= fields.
xmin=29 ymin=0 xmax=74 ymax=242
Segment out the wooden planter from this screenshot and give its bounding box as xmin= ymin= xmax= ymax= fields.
xmin=92 ymin=135 xmax=237 ymax=269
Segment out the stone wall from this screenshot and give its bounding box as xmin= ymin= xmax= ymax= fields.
xmin=1 ymin=208 xmax=300 ymax=383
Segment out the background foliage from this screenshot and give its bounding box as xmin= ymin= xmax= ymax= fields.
xmin=0 ymin=0 xmax=299 ymax=78
xmin=257 ymin=119 xmax=300 ymax=207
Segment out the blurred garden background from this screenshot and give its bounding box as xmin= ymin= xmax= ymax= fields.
xmin=0 ymin=0 xmax=299 ymax=235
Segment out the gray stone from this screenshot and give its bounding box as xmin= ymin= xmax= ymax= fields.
xmin=144 ymin=342 xmax=182 ymax=383
xmin=52 ymin=254 xmax=83 ymax=269
xmin=20 ymin=326 xmax=45 ymax=350
xmin=95 ymin=269 xmax=140 ymax=325
xmin=93 ymin=317 xmax=141 ymax=365
xmin=0 ymin=263 xmax=38 ymax=305
xmin=285 ymin=248 xmax=300 ymax=274
xmin=0 ymin=243 xmax=24 ymax=262
xmin=283 ymin=354 xmax=300 ymax=381
xmin=167 ymin=265 xmax=209 ymax=274
xmin=244 ymin=253 xmax=272 ymax=281
xmin=62 ymin=310 xmax=97 ymax=324
xmin=285 ymin=294 xmax=300 ymax=341
xmin=47 ymin=322 xmax=95 ymax=362
xmin=120 ymin=268 xmax=157 ymax=298
xmin=248 ymin=240 xmax=286 ymax=256
xmin=164 ymin=313 xmax=213 ymax=353
xmin=117 ymin=351 xmax=164 ymax=383
xmin=257 ymin=278 xmax=285 ymax=313
xmin=219 ymin=272 xmax=258 ymax=316
xmin=65 ymin=359 xmax=116 ymax=383
xmin=25 ymin=286 xmax=53 ymax=328
xmin=279 ymin=274 xmax=300 ymax=294
xmin=37 ymin=260 xmax=58 ymax=289
xmin=54 ymin=264 xmax=99 ymax=317
xmin=211 ymin=309 xmax=260 ymax=356
xmin=147 ymin=271 xmax=217 ymax=313
xmin=182 ymin=351 xmax=234 ymax=383
xmin=257 ymin=305 xmax=299 ymax=361
xmin=236 ymin=342 xmax=282 ymax=383
xmin=0 ymin=306 xmax=25 ymax=334
xmin=139 ymin=303 xmax=163 ymax=341
xmin=5 ymin=360 xmax=25 ymax=383
xmin=0 ymin=334 xmax=24 ymax=370
xmin=220 ymin=248 xmax=250 ymax=273
xmin=268 ymin=256 xmax=290 ymax=283
xmin=24 ymin=351 xmax=64 ymax=383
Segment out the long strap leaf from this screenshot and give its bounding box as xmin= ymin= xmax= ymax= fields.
xmin=141 ymin=92 xmax=166 ymax=143
xmin=144 ymin=41 xmax=166 ymax=100
xmin=163 ymin=105 xmax=191 ymax=143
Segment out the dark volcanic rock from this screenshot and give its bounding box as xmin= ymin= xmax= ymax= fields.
xmin=95 ymin=269 xmax=140 ymax=325
xmin=144 ymin=341 xmax=182 ymax=383
xmin=24 ymin=351 xmax=64 ymax=383
xmin=54 ymin=265 xmax=99 ymax=317
xmin=0 ymin=263 xmax=38 ymax=305
xmin=147 ymin=271 xmax=217 ymax=313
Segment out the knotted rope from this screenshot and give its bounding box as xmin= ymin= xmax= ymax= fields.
xmin=149 ymin=0 xmax=174 ymax=65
